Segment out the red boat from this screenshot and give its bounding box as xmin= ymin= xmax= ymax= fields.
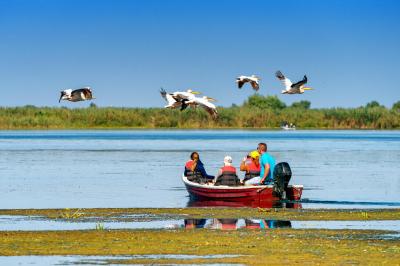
xmin=182 ymin=175 xmax=303 ymax=208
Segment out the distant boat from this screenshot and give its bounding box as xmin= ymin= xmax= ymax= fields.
xmin=281 ymin=125 xmax=296 ymax=130
xmin=281 ymin=122 xmax=296 ymax=130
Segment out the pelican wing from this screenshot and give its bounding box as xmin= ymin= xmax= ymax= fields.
xmin=160 ymin=88 xmax=177 ymax=106
xmin=250 ymin=81 xmax=259 ymax=91
xmin=276 ymin=71 xmax=292 ymax=88
xmin=291 ymin=75 xmax=308 ymax=89
xmin=196 ymin=98 xmax=218 ymax=119
xmin=237 ymin=80 xmax=245 ymax=88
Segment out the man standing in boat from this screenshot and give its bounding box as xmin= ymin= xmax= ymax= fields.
xmin=245 ymin=143 xmax=276 ymax=185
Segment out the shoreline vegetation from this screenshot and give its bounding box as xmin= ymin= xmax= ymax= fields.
xmin=1 ymin=207 xmax=399 ymax=221
xmin=0 ymin=96 xmax=399 ymax=130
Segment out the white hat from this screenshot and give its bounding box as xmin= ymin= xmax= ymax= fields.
xmin=224 ymin=155 xmax=233 ymax=165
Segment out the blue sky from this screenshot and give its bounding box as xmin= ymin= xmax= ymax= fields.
xmin=0 ymin=0 xmax=399 ymax=108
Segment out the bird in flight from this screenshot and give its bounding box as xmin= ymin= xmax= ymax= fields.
xmin=236 ymin=75 xmax=261 ymax=91
xmin=275 ymin=71 xmax=313 ymax=94
xmin=59 ymin=87 xmax=95 ymax=103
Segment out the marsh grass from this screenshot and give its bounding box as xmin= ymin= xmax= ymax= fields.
xmin=59 ymin=208 xmax=84 ymax=220
xmin=0 ymin=97 xmax=399 ymax=129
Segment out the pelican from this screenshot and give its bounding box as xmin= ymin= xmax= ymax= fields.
xmin=171 ymin=89 xmax=201 ymax=101
xmin=160 ymin=88 xmax=186 ymax=110
xmin=236 ymin=75 xmax=261 ymax=91
xmin=275 ymin=71 xmax=313 ymax=94
xmin=170 ymin=89 xmax=202 ymax=111
xmin=188 ymin=96 xmax=218 ymax=119
xmin=59 ymin=87 xmax=94 ymax=102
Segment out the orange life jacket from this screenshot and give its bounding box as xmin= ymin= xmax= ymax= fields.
xmin=244 ymin=161 xmax=261 ymax=182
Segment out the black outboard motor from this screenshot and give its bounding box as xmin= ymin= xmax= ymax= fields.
xmin=273 ymin=162 xmax=292 ymax=198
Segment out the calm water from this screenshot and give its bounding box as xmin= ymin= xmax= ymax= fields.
xmin=0 ymin=130 xmax=399 ymax=209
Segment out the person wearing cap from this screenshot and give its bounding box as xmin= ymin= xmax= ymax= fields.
xmin=214 ymin=156 xmax=240 ymax=186
xmin=245 ymin=143 xmax=276 ymax=185
xmin=240 ymin=150 xmax=261 ymax=183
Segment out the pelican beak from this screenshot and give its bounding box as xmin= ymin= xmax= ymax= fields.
xmin=303 ymin=87 xmax=313 ymax=90
xmin=191 ymin=91 xmax=201 ymax=95
xmin=207 ymin=97 xmax=217 ymax=102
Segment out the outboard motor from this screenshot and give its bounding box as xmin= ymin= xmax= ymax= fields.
xmin=273 ymin=162 xmax=292 ymax=198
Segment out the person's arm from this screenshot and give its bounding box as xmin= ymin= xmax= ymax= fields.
xmin=190 ymin=160 xmax=198 ymax=171
xmin=260 ymin=163 xmax=270 ymax=184
xmin=240 ymin=157 xmax=249 ymax=172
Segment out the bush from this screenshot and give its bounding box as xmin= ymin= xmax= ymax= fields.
xmin=244 ymin=95 xmax=286 ymax=110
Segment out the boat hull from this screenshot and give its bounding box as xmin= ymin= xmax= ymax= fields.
xmin=182 ymin=175 xmax=303 ymax=208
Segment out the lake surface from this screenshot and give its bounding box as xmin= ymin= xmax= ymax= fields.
xmin=0 ymin=130 xmax=399 ymax=209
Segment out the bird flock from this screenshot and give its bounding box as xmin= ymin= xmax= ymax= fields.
xmin=59 ymin=70 xmax=313 ymax=120
xmin=159 ymin=71 xmax=313 ymax=119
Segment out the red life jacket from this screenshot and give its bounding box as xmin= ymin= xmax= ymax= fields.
xmin=221 ymin=165 xmax=236 ymax=174
xmin=185 ymin=160 xmax=204 ymax=183
xmin=215 ymin=165 xmax=240 ymax=186
xmin=185 ymin=160 xmax=194 ymax=170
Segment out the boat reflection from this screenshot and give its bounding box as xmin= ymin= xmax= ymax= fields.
xmin=184 ymin=218 xmax=292 ymax=230
xmin=187 ymin=199 xmax=302 ymax=209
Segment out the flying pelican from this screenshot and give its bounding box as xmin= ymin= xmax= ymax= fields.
xmin=160 ymin=88 xmax=186 ymax=110
xmin=59 ymin=87 xmax=95 ymax=102
xmin=275 ymin=71 xmax=313 ymax=94
xmin=170 ymin=89 xmax=202 ymax=110
xmin=188 ymin=96 xmax=218 ymax=119
xmin=236 ymin=75 xmax=261 ymax=91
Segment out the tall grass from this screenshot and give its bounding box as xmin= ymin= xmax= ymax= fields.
xmin=0 ymin=103 xmax=398 ymax=129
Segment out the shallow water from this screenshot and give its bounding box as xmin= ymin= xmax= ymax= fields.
xmin=0 ymin=254 xmax=242 ymax=266
xmin=0 ymin=215 xmax=399 ymax=233
xmin=0 ymin=130 xmax=399 ymax=209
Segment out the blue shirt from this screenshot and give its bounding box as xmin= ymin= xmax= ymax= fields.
xmin=259 ymin=152 xmax=276 ymax=184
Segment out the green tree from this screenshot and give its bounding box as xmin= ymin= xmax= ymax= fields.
xmin=392 ymin=101 xmax=400 ymax=111
xmin=365 ymin=101 xmax=381 ymax=108
xmin=245 ymin=95 xmax=286 ymax=110
xmin=291 ymin=100 xmax=311 ymax=109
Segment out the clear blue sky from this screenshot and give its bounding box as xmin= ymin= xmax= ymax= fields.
xmin=0 ymin=0 xmax=399 ymax=108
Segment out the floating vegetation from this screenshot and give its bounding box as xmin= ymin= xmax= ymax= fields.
xmin=2 ymin=208 xmax=399 ymax=221
xmin=59 ymin=208 xmax=84 ymax=220
xmin=0 ymin=228 xmax=399 ymax=264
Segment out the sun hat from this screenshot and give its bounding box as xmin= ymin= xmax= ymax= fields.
xmin=249 ymin=150 xmax=260 ymax=159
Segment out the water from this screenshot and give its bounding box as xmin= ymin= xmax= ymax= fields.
xmin=0 ymin=254 xmax=242 ymax=266
xmin=1 ymin=215 xmax=399 ymax=233
xmin=0 ymin=130 xmax=399 ymax=209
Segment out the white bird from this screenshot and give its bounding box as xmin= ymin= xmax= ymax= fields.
xmin=187 ymin=96 xmax=218 ymax=119
xmin=59 ymin=87 xmax=95 ymax=103
xmin=171 ymin=89 xmax=201 ymax=102
xmin=236 ymin=75 xmax=261 ymax=91
xmin=160 ymin=88 xmax=184 ymax=109
xmin=275 ymin=71 xmax=313 ymax=94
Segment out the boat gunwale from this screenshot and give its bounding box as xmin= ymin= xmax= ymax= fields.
xmin=182 ymin=174 xmax=304 ymax=190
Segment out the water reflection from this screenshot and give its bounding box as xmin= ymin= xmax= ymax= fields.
xmin=184 ymin=219 xmax=292 ymax=230
xmin=187 ymin=199 xmax=302 ymax=209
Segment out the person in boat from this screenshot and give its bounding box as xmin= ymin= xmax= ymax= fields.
xmin=214 ymin=156 xmax=241 ymax=186
xmin=240 ymin=150 xmax=261 ymax=183
xmin=184 ymin=152 xmax=214 ymax=183
xmin=245 ymin=143 xmax=276 ymax=185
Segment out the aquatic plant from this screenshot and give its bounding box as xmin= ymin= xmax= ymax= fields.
xmin=60 ymin=208 xmax=84 ymax=220
xmin=95 ymin=222 xmax=105 ymax=230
